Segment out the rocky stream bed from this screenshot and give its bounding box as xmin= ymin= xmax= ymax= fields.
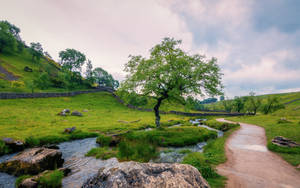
xmin=0 ymin=119 xmax=221 ymax=188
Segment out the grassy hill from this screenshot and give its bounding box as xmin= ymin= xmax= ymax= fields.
xmin=0 ymin=92 xmax=191 ymax=141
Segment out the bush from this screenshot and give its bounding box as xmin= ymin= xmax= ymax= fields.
xmin=38 ymin=170 xmax=64 ymax=188
xmin=182 ymin=152 xmax=220 ymax=179
xmin=0 ymin=140 xmax=10 ymax=155
xmin=86 ymin=147 xmax=117 ymax=160
xmin=96 ymin=135 xmax=112 ymax=146
xmin=10 ymin=80 xmax=25 ymax=88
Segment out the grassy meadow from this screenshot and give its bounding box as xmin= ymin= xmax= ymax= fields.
xmin=0 ymin=92 xmax=192 ymax=141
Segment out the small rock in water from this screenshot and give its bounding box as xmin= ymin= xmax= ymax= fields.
xmin=82 ymin=161 xmax=210 ymax=188
xmin=272 ymin=136 xmax=300 ymax=147
xmin=2 ymin=137 xmax=24 ymax=152
xmin=71 ymin=111 xmax=83 ymax=117
xmin=64 ymin=127 xmax=76 ymax=134
xmin=0 ymin=147 xmax=64 ymax=176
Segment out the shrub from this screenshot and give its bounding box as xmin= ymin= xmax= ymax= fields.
xmin=0 ymin=140 xmax=10 ymax=155
xmin=96 ymin=135 xmax=112 ymax=146
xmin=38 ymin=170 xmax=64 ymax=188
xmin=182 ymin=152 xmax=220 ymax=179
xmin=10 ymin=80 xmax=25 ymax=88
xmin=86 ymin=147 xmax=117 ymax=160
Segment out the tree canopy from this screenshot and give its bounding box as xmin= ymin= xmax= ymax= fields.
xmin=59 ymin=49 xmax=86 ymax=72
xmin=121 ymin=37 xmax=223 ymax=127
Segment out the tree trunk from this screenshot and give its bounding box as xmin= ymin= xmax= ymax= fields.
xmin=154 ymin=98 xmax=163 ymax=128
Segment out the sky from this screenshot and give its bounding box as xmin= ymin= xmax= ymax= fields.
xmin=1 ymin=0 xmax=300 ymax=98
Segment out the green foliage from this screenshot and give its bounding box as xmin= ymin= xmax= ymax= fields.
xmin=59 ymin=48 xmax=86 ymax=72
xmin=182 ymin=152 xmax=220 ymax=179
xmin=124 ymin=127 xmax=217 ymax=147
xmin=261 ymin=96 xmax=285 ymax=114
xmin=0 ymin=21 xmax=17 ymax=53
xmin=86 ymin=147 xmax=117 ymax=159
xmin=0 ymin=140 xmax=10 ymax=155
xmin=96 ymin=135 xmax=112 ymax=146
xmin=29 ymin=42 xmax=43 ymax=62
xmin=15 ymin=175 xmax=32 ymax=187
xmin=121 ymin=37 xmax=223 ymax=127
xmin=117 ymin=140 xmax=157 ymax=162
xmin=34 ymin=72 xmax=51 ymax=89
xmin=38 ymin=170 xmax=64 ymax=188
xmin=93 ymin=67 xmax=119 ymax=89
xmin=205 ymin=119 xmax=239 ymax=132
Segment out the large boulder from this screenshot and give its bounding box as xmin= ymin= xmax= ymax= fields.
xmin=272 ymin=136 xmax=300 ymax=147
xmin=82 ymin=161 xmax=210 ymax=188
xmin=2 ymin=137 xmax=24 ymax=152
xmin=0 ymin=147 xmax=64 ymax=176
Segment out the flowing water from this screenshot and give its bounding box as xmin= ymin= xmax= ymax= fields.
xmin=0 ymin=118 xmax=223 ymax=188
xmin=153 ymin=119 xmax=224 ymax=163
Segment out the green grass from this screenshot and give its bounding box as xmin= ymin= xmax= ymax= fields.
xmin=0 ymin=92 xmax=189 ymax=142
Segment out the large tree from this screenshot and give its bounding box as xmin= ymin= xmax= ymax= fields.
xmin=59 ymin=49 xmax=86 ymax=72
xmin=121 ymin=38 xmax=223 ymax=127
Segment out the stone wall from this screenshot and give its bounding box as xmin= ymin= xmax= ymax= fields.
xmin=0 ymin=87 xmax=114 ymax=99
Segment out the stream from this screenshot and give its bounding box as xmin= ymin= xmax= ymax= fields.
xmin=0 ymin=118 xmax=223 ymax=188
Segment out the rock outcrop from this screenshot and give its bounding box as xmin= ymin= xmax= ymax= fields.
xmin=272 ymin=136 xmax=300 ymax=147
xmin=0 ymin=147 xmax=64 ymax=176
xmin=82 ymin=161 xmax=210 ymax=188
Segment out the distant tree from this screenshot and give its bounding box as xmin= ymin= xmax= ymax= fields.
xmin=59 ymin=49 xmax=86 ymax=72
xmin=233 ymin=96 xmax=246 ymax=113
xmin=0 ymin=21 xmax=16 ymax=53
xmin=222 ymin=99 xmax=234 ymax=112
xmin=261 ymin=96 xmax=284 ymax=114
xmin=245 ymin=92 xmax=262 ymax=115
xmin=85 ymin=59 xmax=94 ymax=83
xmin=121 ymin=37 xmax=223 ymax=127
xmin=44 ymin=51 xmax=52 ymax=59
xmin=29 ymin=42 xmax=43 ymax=62
xmin=93 ymin=67 xmax=119 ymax=89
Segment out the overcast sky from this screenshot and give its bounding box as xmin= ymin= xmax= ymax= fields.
xmin=1 ymin=0 xmax=300 ymax=98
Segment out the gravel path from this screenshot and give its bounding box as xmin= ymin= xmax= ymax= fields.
xmin=216 ymin=118 xmax=300 ymax=188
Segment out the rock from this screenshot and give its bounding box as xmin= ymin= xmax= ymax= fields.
xmin=71 ymin=111 xmax=83 ymax=116
xmin=64 ymin=127 xmax=76 ymax=134
xmin=43 ymin=144 xmax=59 ymax=150
xmin=82 ymin=161 xmax=210 ymax=188
xmin=57 ymin=109 xmax=71 ymax=116
xmin=2 ymin=137 xmax=24 ymax=152
xmin=272 ymin=136 xmax=300 ymax=147
xmin=24 ymin=66 xmax=33 ymax=72
xmin=18 ymin=178 xmax=38 ymax=188
xmin=0 ymin=147 xmax=64 ymax=176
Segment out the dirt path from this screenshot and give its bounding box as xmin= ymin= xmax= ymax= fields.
xmin=216 ymin=118 xmax=300 ymax=188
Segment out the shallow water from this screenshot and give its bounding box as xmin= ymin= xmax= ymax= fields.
xmin=154 ymin=119 xmax=224 ymax=163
